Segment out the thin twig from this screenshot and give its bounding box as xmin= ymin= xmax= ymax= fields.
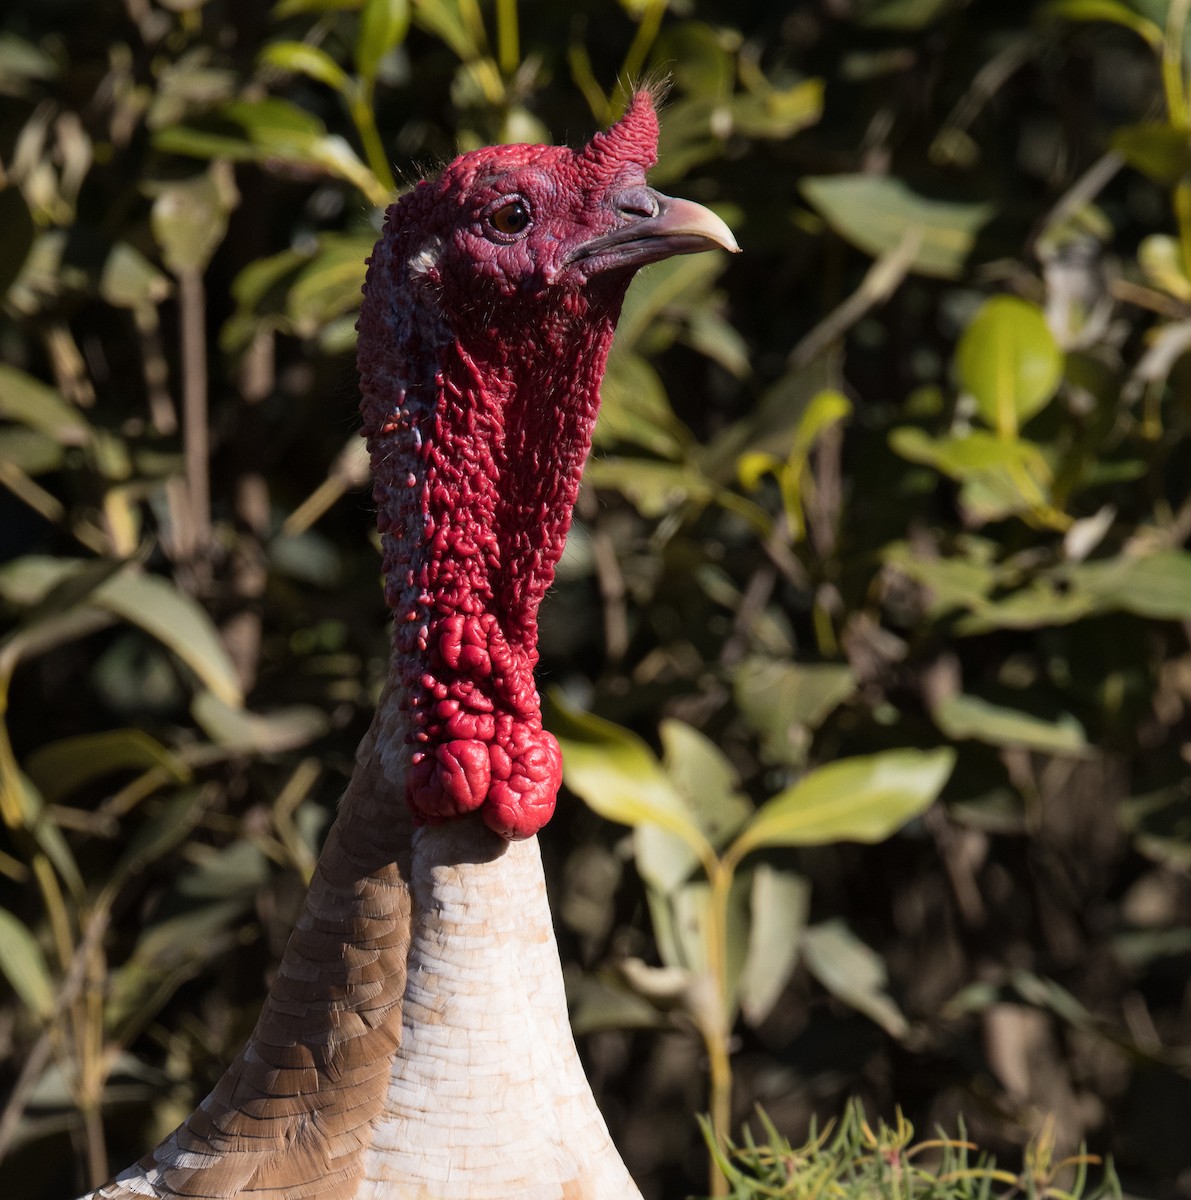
xmin=788 ymin=230 xmax=921 ymax=372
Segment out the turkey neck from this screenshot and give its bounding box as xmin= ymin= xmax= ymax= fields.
xmin=359 ymin=219 xmax=628 ymax=840
xmin=342 ymin=217 xmax=642 ymax=1198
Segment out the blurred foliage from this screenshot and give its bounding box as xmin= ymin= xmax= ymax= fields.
xmin=2 ymin=0 xmax=1191 ymax=1198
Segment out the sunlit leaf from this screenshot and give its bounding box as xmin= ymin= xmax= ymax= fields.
xmin=1038 ymin=0 xmax=1163 ymax=47
xmin=0 ymin=366 xmax=90 ymax=446
xmin=25 ymin=730 xmax=190 ymax=805
xmin=659 ymin=719 xmax=753 ymax=847
xmin=881 ymin=539 xmax=1000 ymax=619
xmin=731 ymin=78 xmax=824 ymax=139
xmin=1138 ymin=234 xmax=1191 ymax=301
xmin=800 ymin=175 xmax=995 ymax=278
xmin=550 ymin=693 xmax=714 ymax=864
xmin=356 ymin=0 xmax=410 ymax=85
xmin=99 ymin=243 xmax=172 ymax=311
xmin=260 ymin=40 xmax=351 ymax=92
xmin=933 ymin=693 xmax=1089 ymax=754
xmin=635 ymin=721 xmax=752 ymax=894
xmin=0 ymin=908 xmax=54 ymax=1018
xmin=729 ymin=748 xmax=955 ymax=861
xmin=99 ymin=575 xmax=243 ymax=707
xmin=890 ymin=427 xmax=1054 ymax=519
xmin=584 ymin=458 xmax=715 ymax=518
xmin=272 ymin=0 xmax=362 ymax=15
xmin=955 ymin=296 xmax=1063 ymax=436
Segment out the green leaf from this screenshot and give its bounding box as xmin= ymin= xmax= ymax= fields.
xmin=731 ymin=78 xmax=824 ymax=139
xmin=729 ymin=747 xmax=955 ymax=862
xmin=0 ymin=33 xmax=59 ymax=88
xmin=583 ymin=458 xmax=715 ymax=518
xmin=99 ymin=243 xmax=172 ymax=312
xmin=272 ymin=0 xmax=362 ymax=15
xmin=800 ymin=175 xmax=995 ymax=279
xmin=738 ymin=865 xmax=810 ymax=1026
xmin=0 ymin=366 xmax=90 ymax=445
xmin=634 ymin=721 xmax=753 ymax=894
xmin=0 ymin=909 xmax=54 ymax=1018
xmin=1071 ymin=550 xmax=1191 ymax=620
xmin=881 ymin=540 xmax=999 ymax=620
xmin=260 ymin=40 xmax=351 ymax=92
xmin=192 ymin=692 xmax=327 ymax=752
xmin=889 ymin=427 xmax=1054 ymax=521
xmin=98 ymin=574 xmax=244 ymax=707
xmin=0 ymin=428 xmax=63 ymax=476
xmin=1112 ymin=122 xmax=1191 ymax=186
xmin=1139 ymin=234 xmax=1191 ymax=301
xmin=659 ymin=719 xmax=753 ymax=847
xmin=933 ymin=693 xmax=1088 ymax=754
xmin=356 ymin=0 xmax=410 ymax=85
xmin=801 ymin=919 xmax=909 ymax=1038
xmin=550 ymin=693 xmax=714 ymax=865
xmin=410 ymin=0 xmax=481 ymax=60
xmin=851 ymin=0 xmax=957 ymax=28
xmin=149 ymin=164 xmax=239 ymax=276
xmin=286 ymin=233 xmax=373 ymax=329
xmin=1037 ymin=0 xmax=1163 ymax=47
xmin=154 ymin=100 xmax=387 ymax=206
xmin=598 ymin=352 xmax=692 ymax=459
xmin=955 ymin=296 xmax=1063 ymax=436
xmin=616 ymin=252 xmax=729 ymax=350
xmin=25 ymin=730 xmax=190 ymax=805
xmin=733 ymin=658 xmax=856 ymax=765
xmin=0 ymin=559 xmax=240 ymax=706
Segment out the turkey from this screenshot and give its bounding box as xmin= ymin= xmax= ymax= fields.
xmin=83 ymin=89 xmax=737 ymax=1200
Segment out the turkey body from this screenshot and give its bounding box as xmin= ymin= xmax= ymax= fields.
xmin=84 ymin=90 xmax=736 ymax=1200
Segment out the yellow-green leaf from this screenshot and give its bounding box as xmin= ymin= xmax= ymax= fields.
xmin=149 ymin=164 xmax=239 ymax=276
xmin=0 ymin=366 xmax=90 ymax=446
xmin=261 ymin=40 xmax=351 ymax=92
xmin=956 ymin=296 xmax=1063 ymax=436
xmin=934 ymin=694 xmax=1088 ymax=755
xmin=25 ymin=730 xmax=190 ymax=805
xmin=0 ymin=909 xmax=54 ymax=1018
xmin=729 ymin=747 xmax=954 ymax=862
xmin=356 ymin=0 xmax=410 ymax=85
xmin=549 ymin=692 xmax=714 ymax=864
xmin=1038 ymin=0 xmax=1162 ymax=48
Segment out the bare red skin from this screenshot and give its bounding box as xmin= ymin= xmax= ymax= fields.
xmin=357 ymin=94 xmax=660 ymax=839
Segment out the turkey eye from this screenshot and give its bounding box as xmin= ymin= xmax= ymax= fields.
xmin=488 ymin=199 xmax=531 ymax=237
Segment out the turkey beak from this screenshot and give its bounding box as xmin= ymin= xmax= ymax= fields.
xmin=567 ymin=188 xmax=739 ymax=274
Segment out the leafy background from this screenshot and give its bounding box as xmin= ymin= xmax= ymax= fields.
xmin=2 ymin=0 xmax=1191 ymax=1197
